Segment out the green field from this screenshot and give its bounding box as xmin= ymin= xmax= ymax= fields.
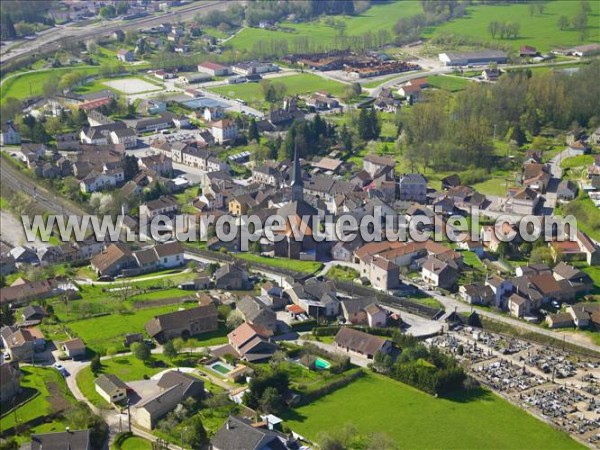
xmin=66 ymin=303 xmax=199 ymax=354
xmin=1 ymin=67 xmax=99 ymax=102
xmin=211 ymin=73 xmax=347 ymax=109
xmin=0 ymin=367 xmax=75 ymax=439
xmin=228 ymin=2 xmax=423 ymax=53
xmin=120 ymin=436 xmax=153 ymax=450
xmin=427 ymin=75 xmax=472 ymax=92
xmin=423 ymin=0 xmax=600 ymax=53
xmin=560 ymin=154 xmax=595 ymax=169
xmin=284 ymin=373 xmax=581 ymax=449
xmin=235 ymin=252 xmax=323 ymax=274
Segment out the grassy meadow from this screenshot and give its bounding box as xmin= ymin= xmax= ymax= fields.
xmin=227 ymin=1 xmax=423 ymax=53
xmin=423 ymin=0 xmax=600 ymax=52
xmin=210 ymin=73 xmax=347 ymax=109
xmin=283 ymin=373 xmax=582 ymax=449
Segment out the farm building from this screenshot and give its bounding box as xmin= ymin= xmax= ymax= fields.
xmin=439 ymin=50 xmax=507 ymax=67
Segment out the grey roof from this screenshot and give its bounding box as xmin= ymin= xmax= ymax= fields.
xmin=211 ymin=416 xmax=293 ymax=450
xmin=94 ymin=374 xmax=127 ymax=396
xmin=341 ymin=297 xmax=378 ymax=316
xmin=27 ymin=429 xmax=91 ymax=450
xmin=237 ymin=296 xmax=276 ymax=324
xmin=145 ymin=304 xmax=218 ymax=338
xmin=157 ymin=370 xmax=204 ymax=398
xmin=335 ymin=327 xmax=389 ymax=356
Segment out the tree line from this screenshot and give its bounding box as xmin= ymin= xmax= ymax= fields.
xmin=373 ymin=332 xmax=466 ymax=395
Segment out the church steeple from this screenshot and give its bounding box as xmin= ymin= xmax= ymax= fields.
xmin=290 ymin=143 xmax=303 ymax=202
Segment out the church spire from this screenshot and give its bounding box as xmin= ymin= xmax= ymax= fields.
xmin=290 ymin=143 xmax=303 ymax=202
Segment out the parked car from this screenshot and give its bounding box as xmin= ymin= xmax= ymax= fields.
xmin=98 ymin=275 xmax=114 ymax=282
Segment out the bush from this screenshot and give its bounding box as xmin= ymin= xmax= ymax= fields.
xmin=112 ymin=432 xmax=132 ymax=449
xmin=296 ymin=369 xmax=364 ymax=406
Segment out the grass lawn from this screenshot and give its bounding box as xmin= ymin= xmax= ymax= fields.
xmin=560 ymin=195 xmax=600 ymax=242
xmin=235 ymin=253 xmax=323 ymax=274
xmin=120 ymin=436 xmax=153 ymax=450
xmin=560 ymin=154 xmax=595 ymax=169
xmin=1 ymin=66 xmax=99 ymax=102
xmin=228 ymin=2 xmax=423 ymax=53
xmin=472 ymin=175 xmax=511 ymax=196
xmin=66 ymin=302 xmax=200 ymax=354
xmin=422 ymin=0 xmax=600 ymax=53
xmin=0 ymin=367 xmax=75 ymax=438
xmin=460 ymin=250 xmax=486 ymax=271
xmin=327 ymin=265 xmax=360 ymax=281
xmin=427 ymin=75 xmax=472 ymax=92
xmin=210 ymin=73 xmax=347 ymax=110
xmin=76 ymin=354 xmax=174 ymax=407
xmin=283 ymin=372 xmax=581 ymax=449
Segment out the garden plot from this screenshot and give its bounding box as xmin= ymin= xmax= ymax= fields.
xmin=103 ymin=78 xmax=162 ymax=94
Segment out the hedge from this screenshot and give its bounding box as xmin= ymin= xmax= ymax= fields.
xmin=296 ymin=368 xmax=364 ymax=406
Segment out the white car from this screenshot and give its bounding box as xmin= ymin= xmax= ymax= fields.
xmin=53 ymin=363 xmax=65 ymax=371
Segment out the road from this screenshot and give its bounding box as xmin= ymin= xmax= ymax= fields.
xmin=1 ymin=1 xmax=234 ymax=66
xmin=410 ymin=279 xmax=600 ymax=355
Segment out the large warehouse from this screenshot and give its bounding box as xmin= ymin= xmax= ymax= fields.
xmin=438 ymin=50 xmax=508 ymax=67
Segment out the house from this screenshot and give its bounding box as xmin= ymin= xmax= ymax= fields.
xmin=286 ymin=280 xmax=340 ymax=318
xmin=522 ymin=163 xmax=550 ymax=193
xmin=117 ymin=49 xmax=134 ymax=62
xmin=486 ymin=276 xmax=514 ymax=308
xmin=236 ymin=296 xmax=277 ymax=332
xmin=398 ymin=173 xmax=427 ymax=203
xmin=481 ymin=68 xmax=500 ymax=81
xmin=226 ymin=322 xmax=278 ymax=363
xmin=340 ymin=297 xmax=387 ymax=327
xmin=91 ymin=243 xmax=135 ymax=277
xmin=134 ymin=370 xmax=204 ymax=429
xmin=0 ymin=278 xmax=56 ymax=306
xmin=133 ymin=242 xmax=185 ymax=272
xmin=305 ymin=92 xmax=340 ymax=110
xmin=24 ymin=429 xmax=91 ymax=450
xmin=138 ymin=154 xmax=172 ymax=176
xmin=441 ymin=174 xmax=461 ymax=190
xmin=21 ymin=305 xmax=46 ymax=322
xmin=214 ymin=263 xmax=249 ymax=290
xmin=202 ymin=106 xmax=225 ymax=122
xmin=145 ymin=302 xmax=218 ymax=343
xmin=363 ymin=154 xmax=395 ymax=178
xmin=252 ymin=163 xmax=283 ymax=187
xmin=197 ymin=61 xmax=230 ymax=76
xmin=506 ymin=187 xmax=540 ymax=215
xmin=211 ymin=416 xmax=297 ymax=450
xmin=557 ymin=179 xmax=578 ymax=201
xmin=1 ymin=121 xmax=21 ymax=145
xmin=567 ymin=303 xmax=600 ymax=328
xmin=0 ymin=326 xmax=34 ymax=361
xmin=546 ymin=312 xmax=574 ymax=329
xmin=422 ymin=256 xmax=457 ymax=290
xmin=552 ymin=262 xmax=594 ymax=297
xmin=363 ymin=256 xmax=400 ymax=291
xmin=0 ymin=361 xmax=21 ymax=404
xmin=335 ymin=327 xmax=392 ymax=359
xmin=62 ymin=338 xmax=86 ymax=359
xmin=95 ymin=374 xmax=128 ymax=404
xmin=138 ymin=99 xmax=167 ymax=115
xmin=459 ymin=284 xmax=495 ymax=306
xmin=568 ymin=140 xmax=591 ymax=155
xmin=590 ymin=127 xmax=600 ymax=146
xmin=139 ymin=195 xmax=178 ymax=219
xmin=520 ymin=45 xmax=538 ymax=57
xmin=508 ymin=293 xmax=530 ymax=318
xmin=109 ymin=127 xmax=137 ymax=149
xmin=211 ymin=119 xmax=238 ymax=144
xmin=56 ymin=132 xmax=80 ymax=150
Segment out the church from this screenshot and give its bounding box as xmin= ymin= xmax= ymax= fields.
xmin=273 ymin=146 xmax=323 ymax=260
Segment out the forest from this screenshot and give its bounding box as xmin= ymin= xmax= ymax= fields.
xmin=397 ymin=61 xmax=600 ymax=172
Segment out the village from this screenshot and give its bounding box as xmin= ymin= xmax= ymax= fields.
xmin=2 ymin=0 xmax=600 ymax=449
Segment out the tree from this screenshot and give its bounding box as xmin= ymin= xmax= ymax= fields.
xmin=85 ymin=40 xmax=97 ymax=54
xmin=32 ymin=122 xmax=50 ymax=144
xmin=131 ymin=342 xmax=150 ymax=363
xmin=0 ymin=13 xmax=17 ymax=40
xmin=226 ymin=309 xmax=244 ymax=330
xmin=0 ymin=305 xmax=15 ymax=327
xmin=530 ymin=246 xmax=554 ymax=266
xmin=99 ymin=5 xmax=116 ymax=18
xmin=248 ymin=117 xmax=260 ymax=143
xmin=44 ymin=117 xmax=63 ymax=136
xmin=163 ymin=340 xmax=178 ymax=360
xmin=90 ymin=355 xmax=102 ymax=375
xmin=184 ymin=416 xmax=208 ymax=448
xmin=259 ymin=386 xmax=284 ymax=414
xmin=124 ymin=155 xmax=139 ymax=181
xmin=558 ymin=15 xmax=569 ymax=30
xmin=340 ymin=124 xmax=352 ymax=152
xmin=488 ymin=21 xmax=500 ymax=39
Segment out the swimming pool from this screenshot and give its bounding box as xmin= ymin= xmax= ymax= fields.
xmin=209 ymin=361 xmax=234 ymax=375
xmin=314 ymin=358 xmax=331 ymax=370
